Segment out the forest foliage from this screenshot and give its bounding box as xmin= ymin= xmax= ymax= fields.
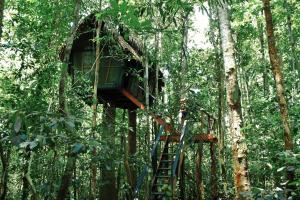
xmin=0 ymin=0 xmax=299 ymax=199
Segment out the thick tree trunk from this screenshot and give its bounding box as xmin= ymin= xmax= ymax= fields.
xmin=218 ymin=3 xmax=252 ymax=200
xmin=100 ymin=103 xmax=117 ymax=200
xmin=262 ymin=0 xmax=294 ymax=197
xmin=0 ymin=0 xmax=4 ymax=41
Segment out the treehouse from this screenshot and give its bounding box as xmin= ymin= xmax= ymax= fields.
xmin=68 ymin=14 xmax=163 ymax=109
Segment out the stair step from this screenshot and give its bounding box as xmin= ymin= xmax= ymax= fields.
xmin=156 ymin=175 xmax=170 ymax=178
xmin=162 ymin=153 xmax=176 ymax=155
xmin=151 ymin=192 xmax=166 ymax=195
xmin=158 ymin=167 xmax=171 ymax=170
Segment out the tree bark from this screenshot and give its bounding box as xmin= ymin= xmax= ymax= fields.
xmin=127 ymin=109 xmax=137 ymax=191
xmin=21 ymin=151 xmax=37 ymax=200
xmin=56 ymin=1 xmax=81 ymax=199
xmin=0 ymin=143 xmax=10 ymax=200
xmin=58 ymin=0 xmax=81 ymax=116
xmin=218 ymin=3 xmax=252 ymax=200
xmin=206 ymin=5 xmax=228 ymax=195
xmin=195 ymin=143 xmax=204 ymax=200
xmin=210 ymin=143 xmax=218 ymax=200
xmin=283 ymin=0 xmax=299 ymax=77
xmin=56 ymin=154 xmax=77 ymax=200
xmin=100 ymin=103 xmax=117 ymax=200
xmin=90 ymin=19 xmax=102 ymax=200
xmin=258 ymin=13 xmax=268 ymax=97
xmin=262 ymin=0 xmax=294 ymax=197
xmin=0 ymin=0 xmax=4 ymax=41
xmin=180 ymin=11 xmax=189 ymax=101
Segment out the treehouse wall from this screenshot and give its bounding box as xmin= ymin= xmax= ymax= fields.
xmin=68 ymin=25 xmax=159 ymax=109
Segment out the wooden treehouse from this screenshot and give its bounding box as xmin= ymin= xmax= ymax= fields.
xmin=67 ymin=14 xmax=218 ymax=200
xmin=68 ymin=14 xmax=163 ymax=109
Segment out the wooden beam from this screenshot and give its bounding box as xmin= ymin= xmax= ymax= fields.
xmin=121 ymin=89 xmax=178 ymax=134
xmin=160 ymin=134 xmax=218 ymax=143
xmin=117 ymin=36 xmax=142 ymax=63
xmin=121 ymin=89 xmax=145 ymax=110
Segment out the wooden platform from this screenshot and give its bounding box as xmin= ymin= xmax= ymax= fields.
xmin=160 ymin=134 xmax=218 ymax=143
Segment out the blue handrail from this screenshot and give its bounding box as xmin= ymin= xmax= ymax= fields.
xmin=172 ymin=121 xmax=188 ymax=177
xmin=133 ymin=125 xmax=164 ymax=197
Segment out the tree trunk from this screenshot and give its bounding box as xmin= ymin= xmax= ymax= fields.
xmin=262 ymin=0 xmax=294 ymax=197
xmin=90 ymin=19 xmax=102 ymax=200
xmin=180 ymin=11 xmax=189 ymax=101
xmin=56 ymin=1 xmax=81 ymax=199
xmin=283 ymin=0 xmax=299 ymax=77
xmin=258 ymin=13 xmax=268 ymax=97
xmin=58 ymin=0 xmax=81 ymax=116
xmin=127 ymin=109 xmax=137 ymax=191
xmin=21 ymin=151 xmax=37 ymax=200
xmin=218 ymin=3 xmax=252 ymax=200
xmin=0 ymin=0 xmax=4 ymax=41
xmin=0 ymin=143 xmax=10 ymax=200
xmin=210 ymin=143 xmax=218 ymax=200
xmin=56 ymin=155 xmax=77 ymax=200
xmin=155 ymin=30 xmax=162 ymax=98
xmin=195 ymin=143 xmax=204 ymax=200
xmin=206 ymin=5 xmax=228 ymax=195
xmin=100 ymin=103 xmax=117 ymax=200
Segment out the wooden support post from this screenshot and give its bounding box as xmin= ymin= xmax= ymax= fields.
xmin=179 ymin=154 xmax=185 ymax=200
xmin=195 ymin=143 xmax=204 ymax=200
xmin=128 ymin=109 xmax=137 ymax=191
xmin=210 ymin=142 xmax=218 ymax=200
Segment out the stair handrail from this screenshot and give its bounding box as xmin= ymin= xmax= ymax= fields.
xmin=133 ymin=125 xmax=164 ymax=198
xmin=171 ymin=120 xmax=188 ymax=177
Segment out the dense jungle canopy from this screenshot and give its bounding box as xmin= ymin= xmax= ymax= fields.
xmin=0 ymin=0 xmax=299 ymax=199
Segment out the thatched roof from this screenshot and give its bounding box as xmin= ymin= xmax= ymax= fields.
xmin=74 ymin=13 xmax=146 ymax=63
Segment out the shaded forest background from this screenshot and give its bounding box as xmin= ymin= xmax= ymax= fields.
xmin=0 ymin=0 xmax=299 ymax=199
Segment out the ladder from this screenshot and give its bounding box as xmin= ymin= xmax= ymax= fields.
xmin=150 ymin=121 xmax=188 ymax=200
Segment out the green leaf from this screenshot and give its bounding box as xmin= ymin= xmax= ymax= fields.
xmin=277 ymin=166 xmax=286 ymax=172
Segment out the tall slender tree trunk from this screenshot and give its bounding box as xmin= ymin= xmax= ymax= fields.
xmin=90 ymin=19 xmax=102 ymax=200
xmin=180 ymin=11 xmax=189 ymax=101
xmin=262 ymin=0 xmax=294 ymax=197
xmin=258 ymin=13 xmax=268 ymax=97
xmin=195 ymin=142 xmax=204 ymax=200
xmin=128 ymin=109 xmax=137 ymax=190
xmin=56 ymin=1 xmax=81 ymax=199
xmin=0 ymin=143 xmax=10 ymax=200
xmin=100 ymin=103 xmax=117 ymax=200
xmin=0 ymin=0 xmax=4 ymax=41
xmin=283 ymin=0 xmax=299 ymax=77
xmin=56 ymin=154 xmax=77 ymax=200
xmin=206 ymin=5 xmax=228 ymax=195
xmin=178 ymin=11 xmax=189 ymax=200
xmin=218 ymin=3 xmax=252 ymax=200
xmin=210 ymin=143 xmax=218 ymax=200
